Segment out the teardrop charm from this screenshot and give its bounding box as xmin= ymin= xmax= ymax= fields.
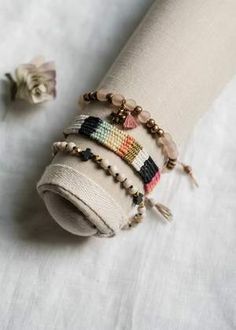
xmin=123 ymin=114 xmax=139 ymax=129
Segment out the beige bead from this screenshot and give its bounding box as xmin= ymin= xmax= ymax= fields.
xmin=129 ymin=186 xmax=138 ymax=195
xmin=67 ymin=142 xmax=76 ymax=151
xmin=109 ymin=165 xmax=118 ymax=176
xmin=123 ymin=179 xmax=132 ymax=189
xmin=111 ymin=94 xmax=124 ymax=107
xmin=97 ymin=89 xmax=108 ymax=102
xmin=125 ymin=99 xmax=136 ymax=111
xmin=116 ymin=173 xmax=126 ymax=182
xmin=60 ymin=142 xmax=67 ymax=150
xmin=100 ymin=159 xmax=110 ymax=169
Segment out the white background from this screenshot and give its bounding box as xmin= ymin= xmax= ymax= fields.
xmin=0 ymin=1 xmax=235 ymax=329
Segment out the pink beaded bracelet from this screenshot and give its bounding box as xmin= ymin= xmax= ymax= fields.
xmin=80 ymin=90 xmax=198 ymax=186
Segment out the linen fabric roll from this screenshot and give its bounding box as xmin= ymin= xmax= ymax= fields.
xmin=37 ymin=0 xmax=236 ymax=237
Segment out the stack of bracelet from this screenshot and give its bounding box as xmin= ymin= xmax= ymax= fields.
xmin=80 ymin=89 xmax=198 ymax=185
xmin=52 ymin=141 xmax=148 ymax=227
xmin=52 ymin=90 xmax=198 ymax=231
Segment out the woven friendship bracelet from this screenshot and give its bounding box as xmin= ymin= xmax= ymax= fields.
xmin=64 ymin=115 xmax=161 ymax=193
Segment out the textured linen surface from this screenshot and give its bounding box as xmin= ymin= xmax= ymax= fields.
xmin=0 ymin=1 xmax=235 ymax=330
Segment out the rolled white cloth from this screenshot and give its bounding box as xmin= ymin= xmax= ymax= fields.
xmin=37 ymin=0 xmax=236 ymax=236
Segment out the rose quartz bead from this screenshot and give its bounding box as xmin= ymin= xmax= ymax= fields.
xmin=111 ymin=94 xmax=124 ymax=106
xmin=158 ymin=132 xmax=172 ymax=145
xmin=159 ymin=133 xmax=178 ymax=159
xmin=164 ymin=141 xmax=178 ymax=159
xmin=138 ymin=110 xmax=151 ymax=123
xmin=125 ymin=99 xmax=136 ymax=111
xmin=97 ymin=89 xmax=109 ymax=101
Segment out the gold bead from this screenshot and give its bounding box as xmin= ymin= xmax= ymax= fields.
xmin=83 ymin=93 xmax=90 ymax=102
xmin=133 ymin=105 xmax=143 ymax=115
xmin=166 ymin=159 xmax=176 ymax=169
xmin=157 ymin=128 xmax=164 ymax=136
xmin=146 ymin=118 xmax=155 ymax=128
xmin=151 ymin=124 xmax=159 ymax=134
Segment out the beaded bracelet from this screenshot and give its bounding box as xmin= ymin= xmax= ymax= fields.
xmin=64 ymin=115 xmax=161 ymax=193
xmin=52 ymin=141 xmax=172 ymax=226
xmin=80 ymin=90 xmax=198 ymax=185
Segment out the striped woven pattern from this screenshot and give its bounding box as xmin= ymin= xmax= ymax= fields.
xmin=64 ymin=115 xmax=160 ymax=193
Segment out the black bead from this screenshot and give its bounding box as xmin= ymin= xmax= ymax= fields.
xmin=80 ymin=148 xmax=93 ymax=161
xmin=83 ymin=93 xmax=90 ymax=102
xmin=106 ymin=93 xmax=113 ymax=103
xmin=133 ymin=193 xmax=143 ymax=205
xmin=89 ymin=91 xmax=97 ymax=101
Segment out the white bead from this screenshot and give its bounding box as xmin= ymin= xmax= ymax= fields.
xmin=58 ymin=142 xmax=67 ymax=150
xmin=111 ymin=94 xmax=124 ymax=106
xmin=129 ymin=186 xmax=138 ymax=195
xmin=116 ymin=173 xmax=126 ymax=182
xmin=125 ymin=99 xmax=136 ymax=111
xmin=109 ymin=165 xmax=118 ymax=176
xmin=123 ymin=179 xmax=132 ymax=189
xmin=97 ymin=89 xmax=108 ymax=101
xmin=67 ymin=142 xmax=76 ymax=151
xmin=60 ymin=141 xmax=67 ymax=150
xmin=101 ymin=159 xmax=110 ymax=169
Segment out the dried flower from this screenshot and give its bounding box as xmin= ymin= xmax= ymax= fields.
xmin=5 ymin=56 xmax=56 ymax=104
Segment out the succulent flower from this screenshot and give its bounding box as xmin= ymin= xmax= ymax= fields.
xmin=5 ymin=56 xmax=56 ymax=104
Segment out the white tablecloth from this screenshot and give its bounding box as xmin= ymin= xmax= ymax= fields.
xmin=0 ymin=1 xmax=235 ymax=329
